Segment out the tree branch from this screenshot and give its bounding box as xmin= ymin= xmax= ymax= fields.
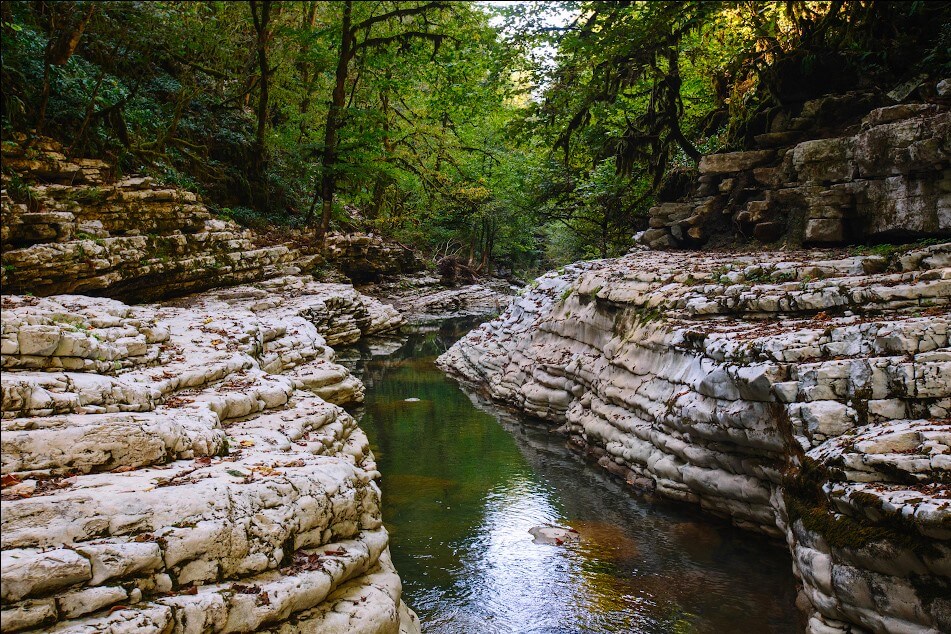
xmin=354 ymin=30 xmax=447 ymax=52
xmin=351 ymin=1 xmax=448 ymax=33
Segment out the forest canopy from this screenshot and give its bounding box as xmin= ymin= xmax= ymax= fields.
xmin=3 ymin=1 xmax=949 ymax=273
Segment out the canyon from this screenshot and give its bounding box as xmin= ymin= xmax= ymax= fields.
xmin=2 ymin=97 xmax=949 ymax=633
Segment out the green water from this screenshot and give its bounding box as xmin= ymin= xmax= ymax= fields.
xmin=346 ymin=319 xmax=800 ymax=634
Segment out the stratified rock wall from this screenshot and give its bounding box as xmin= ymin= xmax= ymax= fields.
xmin=439 ymin=245 xmax=950 ymax=634
xmin=0 ymin=278 xmax=417 ymax=633
xmin=1 ymin=141 xmax=303 ymax=302
xmin=360 ymin=272 xmax=517 ymax=324
xmin=323 ymin=234 xmax=423 ymax=283
xmin=0 ymin=139 xmax=427 ymax=301
xmin=639 ymin=100 xmax=950 ymax=249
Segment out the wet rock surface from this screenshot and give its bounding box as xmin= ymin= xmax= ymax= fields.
xmin=0 ymin=279 xmax=418 ymax=633
xmin=439 ymin=244 xmax=950 ymax=634
xmin=527 ymin=526 xmax=581 ymax=546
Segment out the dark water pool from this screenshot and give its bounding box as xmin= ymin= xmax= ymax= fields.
xmin=344 ymin=319 xmax=800 ymax=634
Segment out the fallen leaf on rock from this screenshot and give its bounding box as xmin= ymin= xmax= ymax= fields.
xmin=288 ymin=551 xmax=325 ymax=572
xmin=324 ymin=548 xmax=348 ymax=556
xmin=194 ymin=457 xmax=212 ymax=466
xmin=164 ymin=395 xmax=194 ymax=408
xmin=1 ymin=474 xmax=22 ymax=488
xmin=226 ymin=469 xmax=247 ymax=478
xmin=232 ymin=584 xmax=261 ymax=594
xmin=239 ymin=440 xmax=255 ymax=447
xmin=112 ymin=465 xmax=136 ymax=473
xmin=108 ymin=605 xmax=129 ymax=614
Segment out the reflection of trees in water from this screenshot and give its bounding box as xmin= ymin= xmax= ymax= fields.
xmin=459 ymin=380 xmax=799 ymax=622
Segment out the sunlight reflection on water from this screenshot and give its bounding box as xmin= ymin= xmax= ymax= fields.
xmin=348 ymin=321 xmax=799 ymax=634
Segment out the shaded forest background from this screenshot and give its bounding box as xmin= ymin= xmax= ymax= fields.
xmin=2 ymin=1 xmax=949 ymax=276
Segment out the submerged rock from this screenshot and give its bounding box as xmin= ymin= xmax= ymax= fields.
xmin=0 ymin=279 xmax=418 ymax=633
xmin=528 ymin=526 xmax=581 ymax=546
xmin=439 ymin=244 xmax=951 ymax=634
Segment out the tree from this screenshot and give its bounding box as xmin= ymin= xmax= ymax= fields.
xmin=249 ymin=0 xmax=276 ymax=190
xmin=34 ymin=1 xmax=97 ymax=139
xmin=312 ymin=0 xmax=450 ymax=241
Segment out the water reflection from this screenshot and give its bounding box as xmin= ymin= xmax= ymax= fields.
xmin=347 ymin=320 xmax=799 ymax=633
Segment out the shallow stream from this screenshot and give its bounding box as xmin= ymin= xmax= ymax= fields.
xmin=345 ymin=319 xmax=800 ymax=633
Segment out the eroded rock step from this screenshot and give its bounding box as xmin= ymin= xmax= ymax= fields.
xmin=439 ymin=244 xmax=950 ymax=634
xmin=1 ymin=278 xmax=418 ymax=633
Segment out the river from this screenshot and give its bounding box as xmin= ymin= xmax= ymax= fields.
xmin=342 ymin=318 xmax=800 ymax=634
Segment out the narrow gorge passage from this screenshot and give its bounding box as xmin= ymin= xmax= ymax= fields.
xmin=344 ymin=320 xmax=800 ymax=634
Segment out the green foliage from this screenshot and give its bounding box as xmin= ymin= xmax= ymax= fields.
xmin=4 ymin=171 xmax=40 ymax=210
xmin=499 ymin=1 xmax=950 ymax=264
xmin=1 ymin=1 xmax=946 ymax=274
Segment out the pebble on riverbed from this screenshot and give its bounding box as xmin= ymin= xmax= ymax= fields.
xmin=529 ymin=525 xmax=581 ymax=546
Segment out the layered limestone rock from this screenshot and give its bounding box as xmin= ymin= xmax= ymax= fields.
xmin=638 ymin=98 xmax=950 ymax=249
xmin=323 ymin=233 xmax=423 ymax=284
xmin=0 ymin=278 xmax=418 ymax=633
xmin=439 ymin=244 xmax=950 ymax=633
xmin=1 ymin=138 xmax=300 ymax=301
xmin=0 ymin=139 xmax=427 ymax=301
xmin=361 ymin=272 xmax=517 ymax=324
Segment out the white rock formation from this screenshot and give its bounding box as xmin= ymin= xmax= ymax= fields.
xmin=1 ymin=277 xmax=418 ymax=634
xmin=439 ymin=244 xmax=951 ymax=634
xmin=362 ymin=272 xmax=517 ymax=324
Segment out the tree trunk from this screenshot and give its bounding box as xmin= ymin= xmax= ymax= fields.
xmin=480 ymin=218 xmax=496 ymax=274
xmin=250 ymin=0 xmax=273 ymax=186
xmin=309 ymin=0 xmax=447 ymax=241
xmin=34 ymin=3 xmax=97 ymax=141
xmin=664 ymin=48 xmax=700 ymax=162
xmin=316 ymin=0 xmax=353 ymax=242
xmin=297 ymin=2 xmax=319 ymax=142
xmin=368 ymin=76 xmax=392 ymax=220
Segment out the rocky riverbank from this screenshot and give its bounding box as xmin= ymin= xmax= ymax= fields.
xmin=359 ymin=272 xmax=518 ymax=325
xmin=438 ymin=245 xmax=950 ymax=633
xmin=0 ymin=134 xmax=509 ymax=632
xmin=0 ymin=277 xmax=419 ymax=633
